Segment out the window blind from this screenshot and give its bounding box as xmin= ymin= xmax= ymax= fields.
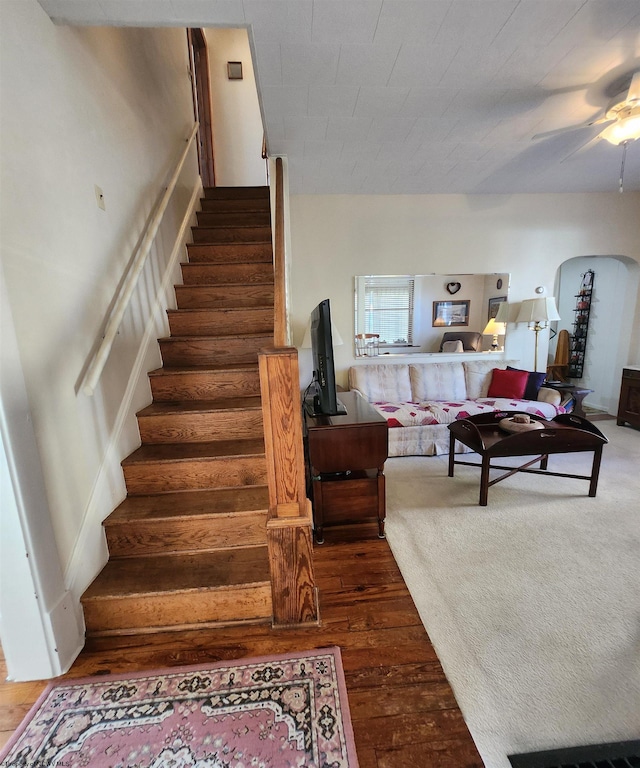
xmin=363 ymin=276 xmax=414 ymax=345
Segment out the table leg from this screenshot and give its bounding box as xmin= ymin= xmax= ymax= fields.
xmin=479 ymin=455 xmax=490 ymax=506
xmin=448 ymin=432 xmax=456 ymax=477
xmin=573 ymin=391 xmax=590 ymax=419
xmin=589 ymin=446 xmax=603 ymax=497
xmin=312 ymin=477 xmax=325 ymax=544
xmin=540 ymin=454 xmax=548 ymax=471
xmin=377 ymin=468 xmax=386 ymax=539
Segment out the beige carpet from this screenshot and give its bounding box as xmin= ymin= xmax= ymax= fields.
xmin=384 ymin=419 xmax=640 ymax=768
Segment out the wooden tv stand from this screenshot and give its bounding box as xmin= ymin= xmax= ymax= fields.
xmin=304 ymin=390 xmax=389 ymax=543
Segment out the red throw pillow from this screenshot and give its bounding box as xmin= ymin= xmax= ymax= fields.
xmin=487 ymin=368 xmax=528 ymax=399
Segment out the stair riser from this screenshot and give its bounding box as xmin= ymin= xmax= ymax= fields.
xmin=159 ymin=337 xmax=271 ymax=366
xmin=200 ymin=197 xmax=270 ymax=213
xmin=105 ymin=511 xmax=268 ymax=557
xmin=186 ymin=243 xmax=273 ymax=263
xmin=181 ymin=263 xmax=274 ymax=285
xmin=203 ymin=186 xmax=269 ymax=200
xmin=196 ymin=211 xmax=271 ymax=227
xmin=168 ymin=309 xmax=274 ymax=336
xmin=138 ymin=411 xmax=264 ymax=444
xmin=150 ymin=369 xmax=261 ymax=401
xmin=175 ymin=284 xmax=274 ymax=309
xmin=123 ymin=456 xmax=268 ymax=494
xmin=82 ymin=584 xmax=273 ymax=633
xmin=192 ymin=227 xmax=271 ymax=244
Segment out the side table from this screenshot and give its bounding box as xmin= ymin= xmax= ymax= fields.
xmin=545 ymin=383 xmax=593 ymax=418
xmin=304 ymin=390 xmax=388 ymax=543
xmin=617 ymin=367 xmax=640 ymax=428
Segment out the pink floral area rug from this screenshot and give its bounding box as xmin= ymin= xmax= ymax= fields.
xmin=0 ymin=647 xmax=359 ymax=768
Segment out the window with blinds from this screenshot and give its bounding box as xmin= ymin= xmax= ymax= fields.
xmin=362 ymin=276 xmax=415 ymax=345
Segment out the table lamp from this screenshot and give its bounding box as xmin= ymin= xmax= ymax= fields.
xmin=482 ymin=318 xmax=506 ymax=350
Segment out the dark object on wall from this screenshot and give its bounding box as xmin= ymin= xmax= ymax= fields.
xmin=227 ymin=61 xmax=243 ymax=79
xmin=568 ymin=269 xmax=594 ymax=378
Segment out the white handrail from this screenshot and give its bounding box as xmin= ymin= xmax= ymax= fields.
xmin=82 ymin=122 xmax=199 ymax=396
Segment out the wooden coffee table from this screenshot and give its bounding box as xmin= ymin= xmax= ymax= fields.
xmin=448 ymin=412 xmax=608 ymax=506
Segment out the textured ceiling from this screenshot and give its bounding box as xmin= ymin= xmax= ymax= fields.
xmin=38 ymin=0 xmax=640 ymax=194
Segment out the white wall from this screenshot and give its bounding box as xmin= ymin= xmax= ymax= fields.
xmin=554 ymin=256 xmax=640 ymax=413
xmin=205 ymin=27 xmax=265 ymax=187
xmin=289 ymin=193 xmax=640 ymax=412
xmin=0 ymin=1 xmax=200 ymax=676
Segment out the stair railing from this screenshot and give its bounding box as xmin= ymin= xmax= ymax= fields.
xmin=259 ymin=347 xmax=320 ymax=627
xmin=273 ymin=157 xmax=287 ymax=347
xmin=81 ymin=122 xmax=199 ymax=396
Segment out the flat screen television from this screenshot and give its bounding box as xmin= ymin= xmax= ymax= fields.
xmin=305 ymin=299 xmax=347 ymax=417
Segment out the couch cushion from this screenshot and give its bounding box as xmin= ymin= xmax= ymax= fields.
xmin=371 ymin=401 xmax=439 ymax=427
xmin=348 ymin=364 xmax=412 ymax=402
xmin=507 ymin=366 xmax=547 ymax=400
xmin=487 ymin=368 xmax=528 ymax=399
xmin=423 ymin=399 xmax=500 ymax=424
xmin=476 ymin=397 xmax=564 ymax=420
xmin=410 ymin=362 xmax=467 ymax=401
xmin=463 ymin=360 xmax=518 ymax=399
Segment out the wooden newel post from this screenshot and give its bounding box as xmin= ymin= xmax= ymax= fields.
xmin=258 ymin=347 xmax=319 ymax=627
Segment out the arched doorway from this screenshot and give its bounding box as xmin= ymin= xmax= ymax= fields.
xmin=551 ymin=255 xmax=640 ymax=415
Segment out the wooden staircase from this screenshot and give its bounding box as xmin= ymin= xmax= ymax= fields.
xmin=82 ymin=186 xmax=278 ymax=636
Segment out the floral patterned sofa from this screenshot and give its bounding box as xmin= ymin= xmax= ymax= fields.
xmin=348 ymin=360 xmax=566 ymax=457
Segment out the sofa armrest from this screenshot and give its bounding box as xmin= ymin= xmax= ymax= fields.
xmin=537 ymin=386 xmax=563 ymax=407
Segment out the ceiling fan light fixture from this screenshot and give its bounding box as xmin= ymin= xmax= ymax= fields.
xmin=600 ymin=106 xmax=640 ymax=145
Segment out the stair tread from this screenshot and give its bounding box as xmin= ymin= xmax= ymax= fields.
xmin=107 ymin=486 xmax=269 ymax=524
xmin=195 ymin=220 xmax=270 ymax=228
xmin=123 ymin=438 xmax=265 ymax=465
xmin=167 ymin=307 xmax=272 ymax=314
xmin=181 ymin=262 xmax=275 ymax=271
xmin=203 ymin=186 xmax=268 ymax=194
xmin=149 ymin=363 xmax=259 ymax=376
xmin=138 ymin=397 xmax=262 ymax=416
xmin=83 ymin=548 xmax=271 ymax=599
xmin=192 ymin=225 xmax=271 ymax=231
xmin=175 ymin=282 xmax=274 ymax=289
xmin=160 ymin=332 xmax=271 ymax=340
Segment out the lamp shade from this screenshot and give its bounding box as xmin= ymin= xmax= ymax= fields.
xmin=493 ymin=301 xmax=510 ymax=323
xmin=482 ymin=318 xmax=506 ymax=336
xmin=516 ymin=297 xmax=560 ymax=324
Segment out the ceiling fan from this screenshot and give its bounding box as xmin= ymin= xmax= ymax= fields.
xmin=532 ymin=71 xmax=640 ymax=191
xmin=532 ymin=70 xmax=640 ymax=145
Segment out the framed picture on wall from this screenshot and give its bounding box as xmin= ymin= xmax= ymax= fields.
xmin=488 ymin=296 xmax=507 ymax=320
xmin=433 ymin=300 xmax=470 ymax=327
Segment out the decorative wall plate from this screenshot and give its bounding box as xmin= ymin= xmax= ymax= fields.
xmin=446 ymin=282 xmax=461 ymax=294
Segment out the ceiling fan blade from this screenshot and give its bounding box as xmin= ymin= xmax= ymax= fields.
xmin=532 ymin=115 xmax=613 ymax=140
xmin=559 ymin=133 xmax=604 ymax=162
xmin=628 ymin=71 xmax=640 ymax=103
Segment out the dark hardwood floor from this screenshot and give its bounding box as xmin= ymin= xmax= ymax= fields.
xmin=0 ymin=523 xmax=484 ymax=767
